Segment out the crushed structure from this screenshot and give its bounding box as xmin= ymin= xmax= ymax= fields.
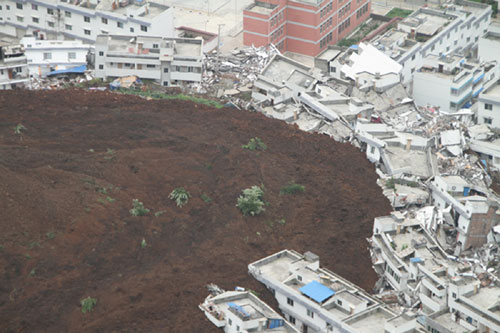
xmin=0 ymin=44 xmax=29 ymax=89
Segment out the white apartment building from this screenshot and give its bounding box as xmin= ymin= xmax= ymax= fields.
xmin=248 ymin=250 xmax=425 ymax=333
xmin=20 ymin=36 xmax=90 ymax=77
xmin=479 ymin=31 xmax=500 ymax=65
xmin=370 ymin=1 xmax=491 ymax=85
xmin=0 ymin=44 xmax=29 ymax=89
xmin=413 ymin=54 xmax=497 ymax=113
xmin=94 ymin=34 xmax=203 ymax=86
xmin=199 ymin=289 xmax=299 ymax=333
xmin=0 ymin=0 xmax=174 ymax=43
xmin=477 ymin=80 xmax=500 ymax=129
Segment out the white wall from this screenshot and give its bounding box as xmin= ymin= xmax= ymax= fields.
xmin=477 ymin=96 xmax=500 ymax=129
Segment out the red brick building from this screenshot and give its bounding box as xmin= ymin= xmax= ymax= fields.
xmin=243 ymin=0 xmax=370 ymax=56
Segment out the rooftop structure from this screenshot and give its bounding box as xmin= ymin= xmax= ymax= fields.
xmin=20 ymin=36 xmax=91 ymax=78
xmin=0 ymin=0 xmax=174 ymax=43
xmin=243 ymin=0 xmax=371 ymax=56
xmin=369 ymin=1 xmax=491 ymax=85
xmin=413 ymin=54 xmax=497 ymax=113
xmin=95 ymin=34 xmax=203 ymax=86
xmin=248 ymin=250 xmax=424 ymax=332
xmin=0 ymin=44 xmax=29 ymax=89
xmin=200 ymin=289 xmax=299 ymax=332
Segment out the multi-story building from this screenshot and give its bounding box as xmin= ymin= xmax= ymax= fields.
xmin=20 ymin=36 xmax=90 ymax=78
xmin=243 ymin=0 xmax=371 ymax=57
xmin=477 ymin=80 xmax=500 ymax=129
xmin=0 ymin=0 xmax=174 ymax=44
xmin=412 ymin=54 xmax=497 ymax=113
xmin=248 ymin=250 xmax=426 ymax=333
xmin=95 ymin=35 xmax=203 ymax=86
xmin=0 ymin=44 xmax=29 ymax=89
xmin=370 ymin=1 xmax=491 ymax=85
xmin=199 ymin=288 xmax=300 ymax=332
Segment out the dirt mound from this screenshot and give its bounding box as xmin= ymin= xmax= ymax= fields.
xmin=0 ymin=90 xmax=391 ymax=332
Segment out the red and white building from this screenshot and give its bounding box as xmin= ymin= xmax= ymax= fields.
xmin=243 ymin=0 xmax=370 ymax=57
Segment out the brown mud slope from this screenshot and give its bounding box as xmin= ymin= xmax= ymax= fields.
xmin=0 ymin=90 xmax=391 ymax=332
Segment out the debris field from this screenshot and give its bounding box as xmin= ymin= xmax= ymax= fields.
xmin=0 ymin=90 xmax=391 ymax=332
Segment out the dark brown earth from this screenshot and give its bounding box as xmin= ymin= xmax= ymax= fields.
xmin=0 ymin=90 xmax=392 ymax=332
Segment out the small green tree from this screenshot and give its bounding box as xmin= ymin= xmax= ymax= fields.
xmin=237 ymin=185 xmax=266 ymax=216
xmin=81 ymin=296 xmax=97 ymax=313
xmin=169 ymin=187 xmax=191 ymax=207
xmin=280 ymin=182 xmax=305 ymax=195
xmin=242 ymin=137 xmax=267 ymax=151
xmin=14 ymin=123 xmax=26 ymax=135
xmin=129 ymin=199 xmax=150 ymax=216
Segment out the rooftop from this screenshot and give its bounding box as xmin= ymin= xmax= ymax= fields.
xmin=482 ymin=81 xmax=500 ymax=100
xmin=316 ymin=48 xmax=342 ymax=61
xmin=343 ymin=307 xmax=395 ymax=332
xmin=245 ymin=2 xmax=277 ymax=15
xmin=261 ymin=55 xmax=312 ymax=85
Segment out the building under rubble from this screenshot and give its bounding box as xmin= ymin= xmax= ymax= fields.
xmin=94 ymin=34 xmax=203 ymax=86
xmin=0 ymin=44 xmax=29 ymax=89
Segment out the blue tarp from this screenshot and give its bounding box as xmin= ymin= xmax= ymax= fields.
xmin=299 ymin=280 xmax=335 ymax=303
xmin=410 ymin=257 xmax=422 ymax=263
xmin=46 ymin=65 xmax=87 ymax=76
xmin=228 ymin=302 xmax=250 ymax=319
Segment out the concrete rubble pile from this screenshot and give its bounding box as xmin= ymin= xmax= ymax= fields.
xmin=29 ymin=71 xmax=95 ymax=90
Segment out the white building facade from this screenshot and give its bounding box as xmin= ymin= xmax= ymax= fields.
xmin=0 ymin=0 xmax=174 ymax=43
xmin=370 ymin=1 xmax=491 ymax=85
xmin=20 ymin=36 xmax=90 ymax=77
xmin=94 ymin=34 xmax=203 ymax=86
xmin=0 ymin=44 xmax=29 ymax=89
xmin=412 ymin=54 xmax=497 ymax=113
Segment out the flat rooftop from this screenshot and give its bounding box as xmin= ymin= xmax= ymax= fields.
xmin=384 ymin=146 xmax=432 ymax=178
xmin=316 ymin=48 xmax=342 ymax=61
xmin=483 ymin=83 xmax=500 ymax=100
xmin=96 ymin=1 xmax=169 ymax=19
xmin=262 ymin=55 xmax=311 ymax=84
xmin=432 ymin=312 xmax=470 ymax=332
xmin=245 ymin=2 xmax=277 ymax=15
xmin=174 ymin=40 xmax=202 ymax=57
xmin=344 ymin=308 xmax=394 ymax=332
xmin=466 ymin=287 xmax=500 ymax=315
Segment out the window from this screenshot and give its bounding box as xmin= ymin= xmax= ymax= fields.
xmin=228 ymin=318 xmax=232 ymax=326
xmin=6 ymin=5 xmax=10 ymax=10
xmin=99 ymin=64 xmax=104 ymax=70
xmin=236 ymin=325 xmax=240 ymax=331
xmin=287 ymin=297 xmax=294 ymax=306
xmin=141 ymin=25 xmax=147 ymax=32
xmin=163 ymin=67 xmax=169 ymax=73
xmin=68 ymin=52 xmax=76 ymax=60
xmin=32 ymin=4 xmax=38 ymax=10
xmin=32 ymin=17 xmax=39 ymax=23
xmin=484 ymin=117 xmax=493 ymax=124
xmin=163 ymin=81 xmax=168 ymax=86
xmin=65 ymin=24 xmax=72 ymax=30
xmin=152 ymin=43 xmax=159 ymax=48
xmin=84 ymin=29 xmax=91 ymax=35
xmin=99 ymin=51 xmax=104 ymax=56
xmin=101 ymin=17 xmax=108 ymax=24
xmin=117 ymin=21 xmax=123 ymax=28
xmin=412 ymin=54 xmax=415 ymax=61
xmin=485 ymin=103 xmax=493 ymax=110
xmin=16 ymin=3 xmax=23 ymax=9
xmin=43 ymin=52 xmax=52 ymax=60
xmin=307 ymin=309 xmax=314 ymax=318
xmin=337 ymin=299 xmax=343 ymax=305
xmin=48 ymin=21 xmax=55 ymax=27
xmin=147 ymin=64 xmax=155 ymax=68
xmin=65 ymin=11 xmax=71 ymax=17
xmin=47 ymin=8 xmax=54 ymax=15
xmin=289 ymin=315 xmax=295 ymax=324
xmin=16 ymin=16 xmax=23 ymax=22
xmin=84 ymin=16 xmax=90 ymax=23
xmin=130 ymin=27 xmax=134 ymax=32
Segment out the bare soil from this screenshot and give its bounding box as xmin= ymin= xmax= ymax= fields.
xmin=0 ymin=90 xmax=392 ymax=332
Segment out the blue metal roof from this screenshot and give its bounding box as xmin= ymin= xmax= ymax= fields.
xmin=228 ymin=302 xmax=250 ymax=319
xmin=46 ymin=65 xmax=87 ymax=76
xmin=299 ymin=280 xmax=335 ymax=303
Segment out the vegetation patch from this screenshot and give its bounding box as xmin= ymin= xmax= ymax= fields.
xmin=81 ymin=296 xmax=97 ymax=313
xmin=169 ymin=188 xmax=191 ymax=207
xmin=117 ymin=88 xmax=224 ymax=109
xmin=242 ymin=137 xmax=267 ymax=151
xmin=237 ymin=185 xmax=266 ymax=216
xmin=280 ymin=182 xmax=305 ymax=195
xmin=129 ymin=199 xmax=150 ymax=216
xmin=386 ymin=8 xmax=413 ymax=18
